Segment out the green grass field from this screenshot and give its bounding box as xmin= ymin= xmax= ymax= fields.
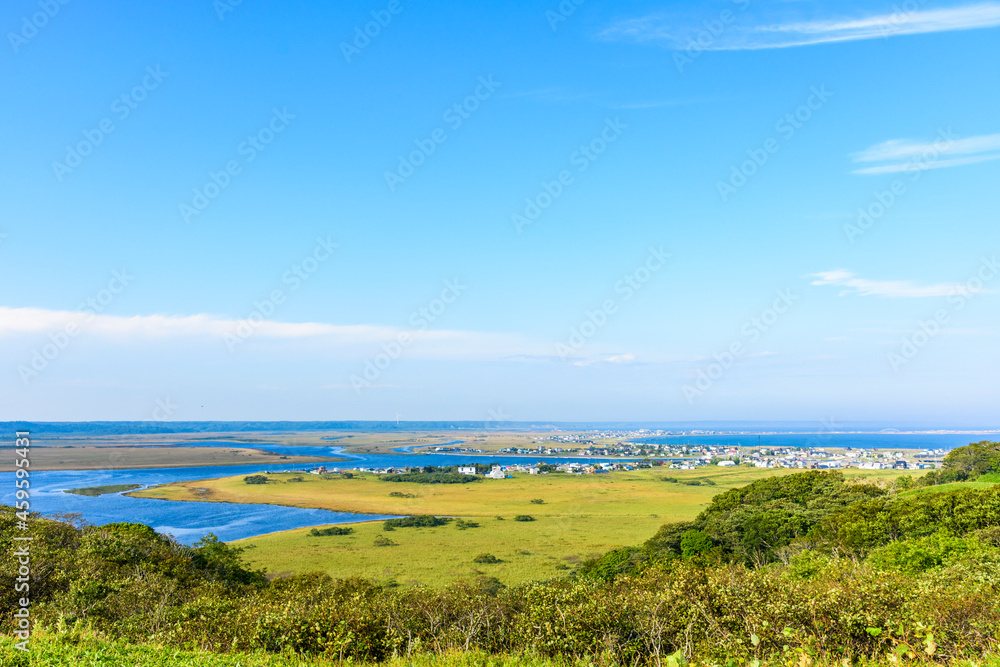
xmin=4 ymin=631 xmax=999 ymax=667
xmin=133 ymin=466 xmax=919 ymax=587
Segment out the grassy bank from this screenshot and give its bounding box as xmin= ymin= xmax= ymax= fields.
xmin=63 ymin=484 xmax=142 ymax=496
xmin=133 ymin=467 xmax=916 ymax=586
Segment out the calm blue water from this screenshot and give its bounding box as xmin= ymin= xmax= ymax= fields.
xmin=0 ymin=448 xmax=637 ymax=543
xmin=0 ymin=432 xmax=984 ymax=543
xmin=633 ymin=433 xmax=981 ymax=450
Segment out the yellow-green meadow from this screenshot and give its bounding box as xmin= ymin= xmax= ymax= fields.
xmin=132 ymin=466 xmax=918 ymax=586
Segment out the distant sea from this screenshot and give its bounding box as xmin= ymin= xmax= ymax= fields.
xmin=630 ymin=432 xmax=986 ymax=451
xmin=2 ymin=420 xmax=998 ymax=437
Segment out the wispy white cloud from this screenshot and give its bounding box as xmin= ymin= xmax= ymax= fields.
xmin=570 ymin=353 xmax=638 ymax=367
xmin=0 ymin=307 xmax=531 ymax=360
xmin=810 ymin=270 xmax=987 ymax=298
xmin=0 ymin=306 xmax=386 ymax=340
xmin=601 ymin=3 xmax=1000 ymax=50
xmin=850 ymin=132 xmax=1000 ymax=174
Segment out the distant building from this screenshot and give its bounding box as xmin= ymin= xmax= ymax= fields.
xmin=457 ymin=466 xmax=477 ymax=475
xmin=717 ymin=460 xmax=736 ymax=467
xmin=487 ymin=466 xmax=505 ymax=479
xmin=893 ymin=460 xmax=908 ymax=470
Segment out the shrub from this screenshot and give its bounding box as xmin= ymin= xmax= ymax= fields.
xmin=372 ymin=536 xmax=396 ymax=547
xmin=243 ymin=474 xmax=268 ymax=485
xmin=383 ymin=515 xmax=450 ymax=530
xmin=473 ymin=553 xmax=501 ymax=564
xmin=646 ymin=470 xmax=886 ymax=564
xmin=389 ymin=491 xmax=416 ymax=498
xmin=530 ymin=498 xmax=545 ymax=504
xmin=380 ymin=472 xmax=481 ymax=484
xmin=866 ymin=531 xmax=991 ymax=574
xmin=308 ymin=526 xmax=354 ymax=537
xmin=454 ymin=519 xmax=480 ymax=530
xmin=514 ymin=515 xmax=535 ymax=522
xmin=679 ymin=529 xmax=713 ymax=559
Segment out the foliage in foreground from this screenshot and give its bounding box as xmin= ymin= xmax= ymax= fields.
xmin=5 ymin=445 xmax=1000 ymax=665
xmin=9 ymin=631 xmax=1000 ymax=667
xmin=4 ymin=499 xmax=1000 ymax=665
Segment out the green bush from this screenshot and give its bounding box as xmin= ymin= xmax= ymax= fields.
xmin=243 ymin=474 xmax=269 ymax=485
xmin=679 ymin=529 xmax=713 ymax=559
xmin=308 ymin=526 xmax=354 ymax=536
xmin=383 ymin=515 xmax=450 ymax=530
xmin=646 ymin=470 xmax=886 ymax=565
xmin=381 ymin=472 xmax=481 ymax=484
xmin=513 ymin=515 xmax=535 ymax=522
xmin=473 ymin=553 xmax=501 ymax=564
xmin=866 ymin=531 xmax=992 ymax=574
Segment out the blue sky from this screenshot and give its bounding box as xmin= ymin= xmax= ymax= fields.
xmin=1 ymin=0 xmax=999 ymax=423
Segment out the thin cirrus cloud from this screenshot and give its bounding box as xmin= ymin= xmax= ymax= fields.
xmin=600 ymin=3 xmax=1000 ymax=50
xmin=0 ymin=307 xmax=529 ymax=360
xmin=850 ymin=133 xmax=1000 ymax=175
xmin=810 ymin=270 xmax=986 ymax=298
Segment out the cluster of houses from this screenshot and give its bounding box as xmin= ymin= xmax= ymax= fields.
xmin=740 ymin=447 xmax=942 ymax=470
xmin=306 ymin=461 xmax=659 ymax=477
xmin=301 ymin=443 xmax=944 ymax=478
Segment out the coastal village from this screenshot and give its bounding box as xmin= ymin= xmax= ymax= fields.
xmin=307 ymin=434 xmax=947 ymax=477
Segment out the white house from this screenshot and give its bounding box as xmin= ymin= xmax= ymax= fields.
xmin=487 ymin=466 xmax=505 ymax=479
xmin=457 ymin=466 xmax=477 ymax=475
xmin=717 ymin=460 xmax=736 ymax=467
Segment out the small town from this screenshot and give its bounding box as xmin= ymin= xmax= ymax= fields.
xmin=306 ymin=442 xmax=945 ymax=477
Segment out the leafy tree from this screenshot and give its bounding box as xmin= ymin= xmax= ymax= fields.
xmin=190 ymin=534 xmax=266 ymax=586
xmin=578 ymin=546 xmax=649 ymax=581
xmin=646 ymin=471 xmax=885 ymax=564
xmin=679 ymin=529 xmax=713 ymax=559
xmin=918 ymin=441 xmax=1000 ymax=486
